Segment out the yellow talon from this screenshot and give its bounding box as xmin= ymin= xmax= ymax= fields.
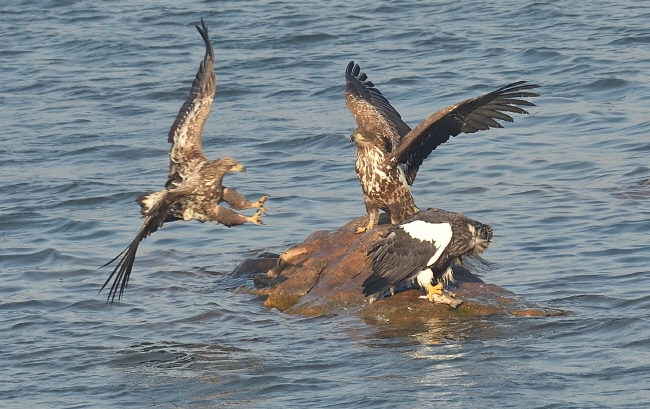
xmin=248 ymin=210 xmax=264 ymax=225
xmin=425 ymin=282 xmax=444 ymax=302
xmin=252 ymin=195 xmax=268 ymax=214
xmin=355 ymin=221 xmax=373 ymax=234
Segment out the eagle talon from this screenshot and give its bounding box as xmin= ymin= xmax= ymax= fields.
xmin=252 ymin=195 xmax=268 ymax=214
xmin=425 ymin=282 xmax=444 ymax=302
xmin=356 ymin=220 xmax=375 ymax=234
xmin=247 ymin=210 xmax=264 ymax=225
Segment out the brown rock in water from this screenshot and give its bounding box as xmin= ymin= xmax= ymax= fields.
xmin=234 ymin=215 xmax=563 ymax=321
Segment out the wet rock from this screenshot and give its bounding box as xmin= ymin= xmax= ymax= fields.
xmin=231 ymin=252 xmax=279 ymax=278
xmin=234 ymin=215 xmax=563 ymax=320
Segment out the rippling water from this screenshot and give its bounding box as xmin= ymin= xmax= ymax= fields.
xmin=2 ymin=0 xmax=650 ymax=407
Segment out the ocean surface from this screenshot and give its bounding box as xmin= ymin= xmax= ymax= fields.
xmin=2 ymin=0 xmax=650 ymax=407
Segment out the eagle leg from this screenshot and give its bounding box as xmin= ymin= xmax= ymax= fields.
xmin=356 ymin=207 xmax=379 ymax=233
xmin=222 ymin=188 xmax=267 ymax=213
xmin=208 ymin=205 xmax=264 ymax=226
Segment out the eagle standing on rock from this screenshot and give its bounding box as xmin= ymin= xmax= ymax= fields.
xmin=362 ymin=208 xmax=492 ymax=306
xmin=100 ymin=19 xmax=267 ymax=303
xmin=345 ymin=61 xmax=539 ymax=233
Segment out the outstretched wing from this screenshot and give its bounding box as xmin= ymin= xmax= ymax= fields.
xmin=168 ymin=18 xmax=216 ymax=178
xmin=344 ymin=61 xmax=411 ymax=151
xmin=390 ymin=81 xmax=539 ymax=184
xmin=99 ymin=188 xmax=189 ymax=303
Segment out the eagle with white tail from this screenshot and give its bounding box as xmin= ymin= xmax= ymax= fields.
xmin=363 ymin=208 xmax=492 ymax=307
xmin=100 ymin=19 xmax=267 ymax=303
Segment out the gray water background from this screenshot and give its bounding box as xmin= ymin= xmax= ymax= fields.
xmin=2 ymin=1 xmax=650 ymax=407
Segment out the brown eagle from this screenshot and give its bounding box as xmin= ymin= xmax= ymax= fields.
xmin=100 ymin=19 xmax=267 ymax=303
xmin=345 ymin=61 xmax=539 ymax=233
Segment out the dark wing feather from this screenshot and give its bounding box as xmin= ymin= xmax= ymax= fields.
xmin=390 ymin=81 xmax=539 ymax=184
xmin=417 ymin=208 xmax=493 ymax=260
xmin=168 ymin=18 xmax=216 ymax=177
xmin=344 ymin=61 xmax=411 ymax=151
xmin=362 ymin=229 xmax=439 ymax=297
xmin=99 ymin=188 xmax=189 ymax=303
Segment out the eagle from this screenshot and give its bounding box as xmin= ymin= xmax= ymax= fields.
xmin=100 ymin=19 xmax=267 ymax=303
xmin=362 ymin=208 xmax=492 ymax=305
xmin=345 ymin=61 xmax=539 ymax=233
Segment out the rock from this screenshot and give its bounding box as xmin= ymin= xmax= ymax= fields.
xmin=235 ymin=215 xmax=564 ymax=321
xmin=231 ymin=252 xmax=279 ymax=278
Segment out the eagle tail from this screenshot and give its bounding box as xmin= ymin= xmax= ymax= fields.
xmin=98 ymin=237 xmax=141 ymax=304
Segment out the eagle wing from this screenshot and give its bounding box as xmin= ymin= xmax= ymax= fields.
xmin=100 ymin=187 xmax=191 ymax=303
xmin=345 ymin=61 xmax=411 ymax=151
xmin=362 ymin=227 xmax=446 ymax=297
xmin=167 ymin=18 xmax=216 ymax=179
xmin=390 ymin=81 xmax=540 ymax=184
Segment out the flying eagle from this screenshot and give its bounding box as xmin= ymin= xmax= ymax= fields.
xmin=345 ymin=61 xmax=539 ymax=233
xmin=362 ymin=208 xmax=492 ymax=304
xmin=100 ymin=19 xmax=267 ymax=303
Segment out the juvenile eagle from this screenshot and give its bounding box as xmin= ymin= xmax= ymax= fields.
xmin=362 ymin=208 xmax=492 ymax=304
xmin=100 ymin=19 xmax=267 ymax=303
xmin=345 ymin=61 xmax=539 ymax=233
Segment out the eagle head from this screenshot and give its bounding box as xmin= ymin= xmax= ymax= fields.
xmin=211 ymin=157 xmax=247 ymax=174
xmin=350 ymin=128 xmax=391 ymax=156
xmin=468 ymin=221 xmax=493 ymax=254
xmin=350 ymin=128 xmax=382 ymax=147
xmin=350 ymin=130 xmax=364 ymax=143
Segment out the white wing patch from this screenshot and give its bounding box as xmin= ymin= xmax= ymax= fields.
xmin=400 ymin=221 xmax=452 ymax=267
xmin=139 ymin=191 xmax=167 ymax=215
xmin=401 ymin=221 xmax=451 ymax=242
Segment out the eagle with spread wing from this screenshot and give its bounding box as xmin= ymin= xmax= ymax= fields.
xmin=100 ymin=19 xmax=267 ymax=303
xmin=345 ymin=61 xmax=539 ymax=233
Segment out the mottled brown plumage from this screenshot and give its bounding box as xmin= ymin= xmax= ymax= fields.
xmin=100 ymin=20 xmax=267 ymax=303
xmin=345 ymin=61 xmax=539 ymax=232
